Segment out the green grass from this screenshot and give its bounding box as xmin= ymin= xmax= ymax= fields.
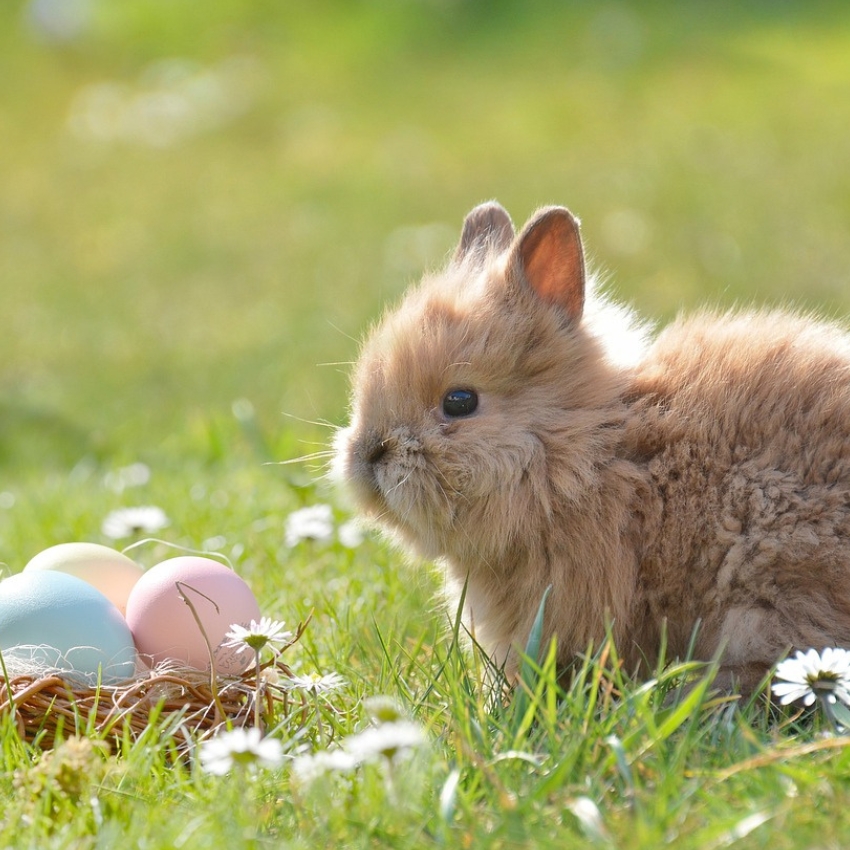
xmin=2 ymin=0 xmax=850 ymax=847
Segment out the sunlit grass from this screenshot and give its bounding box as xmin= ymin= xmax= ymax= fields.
xmin=4 ymin=426 xmax=850 ymax=846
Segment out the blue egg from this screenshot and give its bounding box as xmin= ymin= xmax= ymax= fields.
xmin=0 ymin=570 xmax=137 ymax=685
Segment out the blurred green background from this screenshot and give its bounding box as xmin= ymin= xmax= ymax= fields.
xmin=1 ymin=0 xmax=849 ymax=475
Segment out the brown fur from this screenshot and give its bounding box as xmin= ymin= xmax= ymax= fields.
xmin=333 ymin=201 xmax=850 ymax=693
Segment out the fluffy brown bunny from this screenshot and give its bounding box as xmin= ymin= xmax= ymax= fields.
xmin=333 ymin=200 xmax=850 ymax=695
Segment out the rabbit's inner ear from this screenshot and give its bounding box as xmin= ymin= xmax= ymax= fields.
xmin=453 ymin=201 xmax=515 ymax=265
xmin=512 ymin=207 xmax=586 ymax=323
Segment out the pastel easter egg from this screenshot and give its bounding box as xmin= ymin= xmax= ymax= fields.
xmin=24 ymin=542 xmax=144 ymax=615
xmin=0 ymin=570 xmax=138 ymax=685
xmin=124 ymin=556 xmax=260 ymax=675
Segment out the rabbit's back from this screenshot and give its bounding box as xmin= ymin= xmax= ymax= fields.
xmin=623 ymin=309 xmax=850 ymax=687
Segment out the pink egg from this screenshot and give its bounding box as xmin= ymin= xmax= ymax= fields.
xmin=125 ymin=556 xmax=261 ymax=675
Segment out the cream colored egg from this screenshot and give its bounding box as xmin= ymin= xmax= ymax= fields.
xmin=24 ymin=542 xmax=144 ymax=616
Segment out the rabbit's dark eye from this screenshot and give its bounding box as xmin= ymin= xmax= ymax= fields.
xmin=442 ymin=389 xmax=478 ymax=418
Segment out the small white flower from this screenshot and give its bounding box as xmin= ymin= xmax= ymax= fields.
xmin=772 ymin=647 xmax=850 ymax=706
xmin=103 ymin=462 xmax=151 ymax=493
xmin=342 ymin=720 xmax=427 ymax=763
xmin=199 ymin=727 xmax=284 ymax=775
xmin=288 ymin=671 xmax=346 ymax=694
xmin=222 ymin=617 xmax=292 ymax=655
xmin=338 ymin=519 xmax=366 ymax=548
xmin=290 ymin=748 xmax=359 ymax=784
xmin=101 ymin=505 xmax=169 ymax=539
xmin=284 ymin=504 xmax=334 ymax=547
xmin=567 ymin=796 xmax=610 ymax=843
xmin=363 ymin=695 xmax=405 ymax=724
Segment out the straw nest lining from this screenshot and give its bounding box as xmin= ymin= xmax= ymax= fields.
xmin=0 ymin=618 xmax=310 ymax=750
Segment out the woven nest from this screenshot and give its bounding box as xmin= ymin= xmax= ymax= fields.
xmin=0 ymin=617 xmax=311 ymax=750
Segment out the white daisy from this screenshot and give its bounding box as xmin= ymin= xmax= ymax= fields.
xmin=284 ymin=504 xmax=334 ymax=547
xmin=287 ymin=671 xmax=347 ymax=694
xmin=342 ymin=720 xmax=427 ymax=763
xmin=337 ymin=518 xmax=366 ymax=548
xmin=103 ymin=462 xmax=151 ymax=493
xmin=772 ymin=647 xmax=850 ymax=706
xmin=567 ymin=797 xmax=610 ymax=844
xmin=221 ymin=618 xmax=292 ymax=729
xmin=101 ymin=505 xmax=169 ymax=539
xmin=222 ymin=617 xmax=292 ymax=655
xmin=199 ymin=727 xmax=284 ymax=775
xmin=363 ymin=695 xmax=405 ymax=724
xmin=290 ymin=748 xmax=359 ymax=784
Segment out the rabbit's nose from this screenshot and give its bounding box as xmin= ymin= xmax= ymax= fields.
xmin=367 ymin=441 xmax=387 ymax=464
xmin=361 ymin=435 xmax=388 ymax=465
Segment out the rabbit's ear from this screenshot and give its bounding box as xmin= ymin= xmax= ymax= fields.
xmin=510 ymin=206 xmax=585 ymax=322
xmin=453 ymin=201 xmax=515 ymax=264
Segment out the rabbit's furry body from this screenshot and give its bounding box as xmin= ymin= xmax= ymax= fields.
xmin=335 ymin=202 xmax=850 ymax=692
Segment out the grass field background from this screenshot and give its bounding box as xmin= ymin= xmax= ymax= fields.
xmin=1 ymin=1 xmax=850 ymax=847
